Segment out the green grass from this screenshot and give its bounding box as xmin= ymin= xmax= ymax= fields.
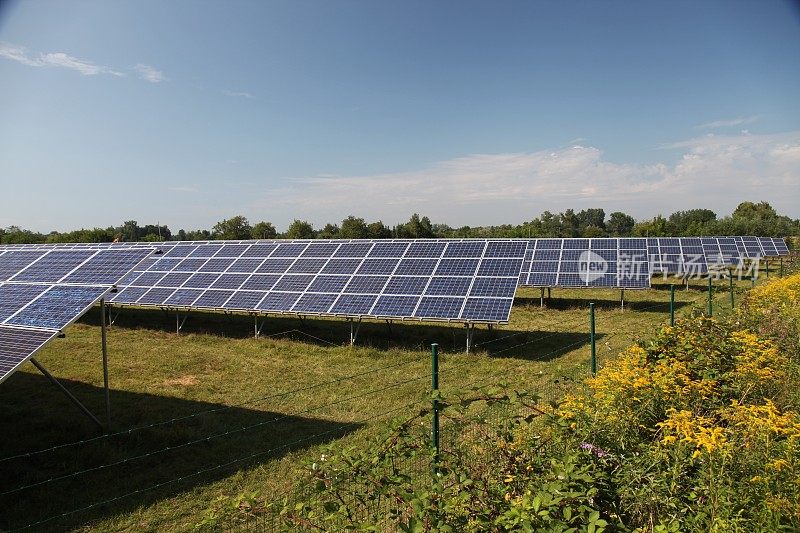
xmin=0 ymin=275 xmax=754 ymax=531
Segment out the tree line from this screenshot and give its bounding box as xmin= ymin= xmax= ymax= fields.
xmin=0 ymin=201 xmax=797 ymax=244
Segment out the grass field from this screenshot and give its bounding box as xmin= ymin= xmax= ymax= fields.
xmin=0 ymin=274 xmax=760 ymax=531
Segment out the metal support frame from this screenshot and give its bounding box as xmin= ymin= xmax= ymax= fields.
xmin=620 ymin=289 xmax=625 ymax=311
xmin=254 ymin=316 xmax=267 ymax=338
xmin=385 ymin=320 xmax=393 ymax=337
xmin=431 ymin=343 xmax=440 ymax=475
xmin=176 ymin=311 xmax=189 ymax=334
xmin=589 ymin=303 xmax=596 ymax=375
xmin=349 ymin=318 xmax=362 ymax=346
xmin=108 ymin=305 xmax=122 ymax=326
xmin=30 ymin=357 xmax=104 ymax=431
xmin=101 ymin=299 xmax=111 ymax=430
xmin=465 ymin=323 xmax=475 ymax=353
xmin=669 ymin=284 xmax=675 ymax=327
xmin=547 ymin=287 xmax=551 ymax=300
xmin=540 ymin=287 xmax=545 ymax=308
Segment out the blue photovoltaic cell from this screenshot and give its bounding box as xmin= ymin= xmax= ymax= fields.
xmin=435 ymin=259 xmax=479 ymax=276
xmin=288 ymin=258 xmax=328 ymax=274
xmin=182 ymin=273 xmax=221 ymax=289
xmin=257 ymin=258 xmax=295 ymax=273
xmin=528 ymin=273 xmax=557 ymax=286
xmin=272 ymin=243 xmax=308 ymax=257
xmin=156 ymin=272 xmax=192 ymax=287
xmin=372 ymin=295 xmax=419 ymax=316
xmin=110 ymin=286 xmax=148 ymax=304
xmin=0 ymin=251 xmax=46 ymax=281
xmin=210 ymin=274 xmax=249 ymax=290
xmin=357 ymin=258 xmax=399 ymax=275
xmin=444 ymin=242 xmax=484 ymax=257
xmin=61 ymin=249 xmax=153 ymax=285
xmin=257 ymin=292 xmax=302 ymax=311
xmin=293 ymin=293 xmax=337 ymax=313
xmin=5 ymin=285 xmax=107 ymax=330
xmin=773 ymin=238 xmax=789 ymax=255
xmin=273 ymin=275 xmax=314 ymax=292
xmin=758 ymin=237 xmax=779 ymax=256
xmin=485 ymin=241 xmax=527 ymax=257
xmin=333 ymin=242 xmax=373 ymax=257
xmin=469 ymin=277 xmax=518 ymax=297
xmin=199 ymin=258 xmax=235 ymax=272
xmin=11 ymin=250 xmax=94 ymax=283
xmin=131 ymin=271 xmax=167 ymax=286
xmin=216 ymin=244 xmax=249 ymax=257
xmin=321 ymin=259 xmax=362 ymax=275
xmin=406 ymin=242 xmax=446 ymax=257
xmin=138 ymin=287 xmax=175 ymax=305
xmin=461 ymin=298 xmax=512 ymax=322
xmin=368 ymin=242 xmax=408 ymax=257
xmin=176 ymin=258 xmax=208 ymax=271
xmin=344 ymin=276 xmax=388 ymax=294
xmin=164 ymin=289 xmax=203 ymax=307
xmin=383 ymin=276 xmax=428 ymax=295
xmin=228 ymin=258 xmax=264 ymax=273
xmin=226 ymin=290 xmax=266 ymax=310
xmin=243 ymin=244 xmax=278 ymax=257
xmin=477 ymin=258 xmax=522 ymax=277
xmin=425 ymin=277 xmax=472 ymax=296
xmin=331 ymin=294 xmax=378 ymax=315
xmin=414 ymin=297 xmax=464 ymax=319
xmin=0 ymin=326 xmax=59 ymax=385
xmin=194 ymin=290 xmax=235 ymax=308
xmin=241 ymin=274 xmax=280 ymax=291
xmin=301 ymin=243 xmax=340 ymax=257
xmin=395 ymin=259 xmax=437 ymax=276
xmin=190 ymin=245 xmax=223 ymax=257
xmin=0 ymin=284 xmax=49 ymax=322
xmin=150 ymin=258 xmax=183 ymax=271
xmin=309 ymin=275 xmax=350 ymax=293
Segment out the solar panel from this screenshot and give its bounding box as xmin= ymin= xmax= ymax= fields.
xmin=519 ymin=238 xmax=650 ymax=288
xmin=773 ymin=238 xmax=790 ymax=256
xmin=647 ymin=237 xmax=709 ymax=276
xmin=0 ymin=326 xmax=59 ymax=385
xmin=101 ymin=239 xmax=525 ymax=324
xmin=0 ymin=248 xmax=155 ymax=384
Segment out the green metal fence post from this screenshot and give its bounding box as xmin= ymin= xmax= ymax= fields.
xmin=708 ymin=277 xmax=713 ymax=316
xmin=589 ymin=303 xmax=596 ymax=375
xmin=780 ymin=257 xmax=784 ymax=277
xmin=670 ymin=284 xmax=675 ymax=327
xmin=729 ymin=271 xmax=734 ymax=310
xmin=431 ymin=343 xmax=440 ymax=475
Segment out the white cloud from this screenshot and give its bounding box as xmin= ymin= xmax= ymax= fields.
xmin=258 ymin=132 xmax=800 ymax=225
xmin=222 ymin=89 xmax=254 ymax=99
xmin=0 ymin=42 xmax=124 ymax=77
xmin=696 ymin=115 xmax=761 ymax=129
xmin=134 ymin=63 xmax=166 ymax=83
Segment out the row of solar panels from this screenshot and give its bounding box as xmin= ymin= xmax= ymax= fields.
xmin=0 ymin=248 xmax=154 ymax=385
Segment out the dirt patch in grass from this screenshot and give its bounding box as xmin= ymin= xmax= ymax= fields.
xmin=164 ymin=374 xmax=199 ymax=386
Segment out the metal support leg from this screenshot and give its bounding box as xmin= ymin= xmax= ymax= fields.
xmin=547 ymin=287 xmax=551 ymax=300
xmin=620 ymin=289 xmax=625 ymax=311
xmin=540 ymin=287 xmax=544 ymax=308
xmin=101 ymin=299 xmax=110 ymax=431
xmin=30 ymin=358 xmax=104 ymax=430
xmin=176 ymin=312 xmax=188 ymax=335
xmin=109 ymin=306 xmax=121 ymax=326
xmin=350 ymin=318 xmax=362 ymax=346
xmin=385 ymin=320 xmax=393 ymax=336
xmin=465 ymin=324 xmax=475 ymax=354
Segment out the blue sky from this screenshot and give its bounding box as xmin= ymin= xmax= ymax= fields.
xmin=1 ymin=0 xmax=799 ymax=233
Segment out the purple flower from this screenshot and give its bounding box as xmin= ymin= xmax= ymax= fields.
xmin=579 ymin=442 xmax=608 ymax=458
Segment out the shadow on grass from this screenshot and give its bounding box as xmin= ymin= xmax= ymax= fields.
xmin=78 ymin=307 xmax=544 ymax=354
xmin=0 ymin=372 xmax=361 ymax=532
xmin=478 ymin=330 xmax=601 ymax=361
xmin=514 ymin=296 xmax=689 ymax=314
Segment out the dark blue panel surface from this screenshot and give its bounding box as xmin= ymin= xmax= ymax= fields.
xmin=372 ymin=295 xmax=419 ymax=317
xmin=414 ymin=297 xmax=464 ymax=319
xmin=461 ymin=298 xmax=512 ymax=322
xmin=5 ymin=285 xmax=107 ymax=330
xmin=330 ymin=294 xmax=377 ymax=315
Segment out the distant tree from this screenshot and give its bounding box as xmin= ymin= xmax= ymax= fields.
xmin=582 ymin=225 xmax=605 ymax=238
xmin=732 ymin=201 xmax=778 ymax=221
xmin=317 ymin=223 xmax=340 ymax=239
xmin=339 ymin=216 xmax=369 ymax=239
xmin=367 ymin=221 xmax=392 ymax=239
xmin=120 ymin=220 xmax=139 ymax=242
xmin=559 ymin=209 xmax=580 ymax=237
xmin=633 ymin=215 xmax=669 ymax=237
xmin=401 ymin=213 xmax=434 ymax=238
xmin=140 ymin=224 xmax=171 ymax=241
xmin=251 ymin=221 xmax=277 ymax=239
xmin=184 ymin=229 xmax=212 ymax=240
xmin=577 ymin=208 xmax=606 ymax=232
xmin=142 ymin=233 xmax=165 ymax=242
xmin=0 ymin=226 xmax=46 ymax=244
xmin=286 ymin=219 xmax=315 ymax=239
xmin=177 ymin=229 xmax=188 ymax=241
xmin=606 ymin=212 xmax=635 ymax=236
xmin=212 ymin=216 xmax=252 ymax=240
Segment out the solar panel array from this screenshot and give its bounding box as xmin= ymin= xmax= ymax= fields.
xmin=519 ymin=238 xmax=650 ymax=288
xmin=104 ymin=240 xmax=527 ymax=323
xmin=646 ymin=237 xmax=707 ymax=275
xmin=0 ymin=248 xmax=154 ymax=385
